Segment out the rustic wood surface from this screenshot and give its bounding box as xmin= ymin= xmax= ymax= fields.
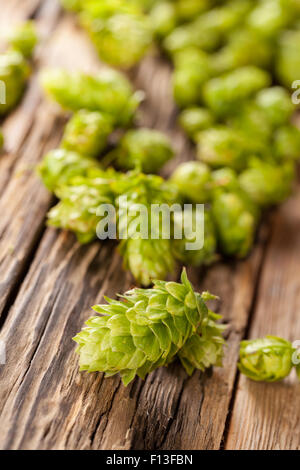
xmin=0 ymin=0 xmax=299 ymax=450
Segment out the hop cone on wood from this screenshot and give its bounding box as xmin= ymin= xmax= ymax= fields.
xmin=0 ymin=51 xmax=29 ymax=116
xmin=114 ymin=172 xmax=179 ymax=286
xmin=239 ymin=336 xmax=296 ymax=382
xmin=74 ymin=269 xmax=226 ymax=385
xmin=47 ymin=168 xmax=119 ymax=244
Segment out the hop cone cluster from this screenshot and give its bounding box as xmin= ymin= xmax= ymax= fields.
xmin=239 ymin=336 xmax=299 ymax=382
xmin=74 ymin=269 xmax=226 ymax=385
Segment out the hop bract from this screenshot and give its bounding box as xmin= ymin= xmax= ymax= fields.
xmin=74 ymin=269 xmax=225 ymax=385
xmin=239 ymin=336 xmax=295 ymax=382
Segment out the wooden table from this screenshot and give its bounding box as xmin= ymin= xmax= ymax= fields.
xmin=0 ymin=0 xmax=299 ymax=450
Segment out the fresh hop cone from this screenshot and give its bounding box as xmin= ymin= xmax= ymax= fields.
xmin=239 ymin=336 xmax=297 ymax=382
xmin=172 ymin=209 xmax=217 ymax=267
xmin=47 ymin=168 xmax=119 ymax=244
xmin=74 ymin=269 xmax=226 ymax=385
xmin=239 ymin=158 xmax=295 ymax=207
xmin=114 ymin=172 xmax=179 ymax=286
xmin=61 ymin=110 xmax=113 ymax=158
xmin=37 ymin=149 xmax=101 ymax=192
xmin=7 ymin=21 xmax=38 ymax=59
xmin=80 ymin=0 xmax=153 ymax=68
xmin=0 ymin=51 xmax=29 ymax=116
xmin=41 ymin=68 xmax=143 ymax=126
xmin=114 ymin=128 xmax=174 ymax=173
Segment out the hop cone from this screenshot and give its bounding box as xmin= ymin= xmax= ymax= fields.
xmin=37 ymin=149 xmax=101 ymax=192
xmin=239 ymin=336 xmax=296 ymax=382
xmin=41 ymin=68 xmax=143 ymax=126
xmin=114 ymin=172 xmax=179 ymax=286
xmin=203 ymin=66 xmax=271 ymax=118
xmin=81 ymin=5 xmax=153 ymax=68
xmin=239 ymin=158 xmax=295 ymax=207
xmin=114 ymin=128 xmax=174 ymax=173
xmin=0 ymin=51 xmax=29 ymax=116
xmin=212 ymin=189 xmax=260 ymax=258
xmin=170 ymin=161 xmax=212 ymax=203
xmin=276 ymin=30 xmax=300 ymax=88
xmin=74 ymin=269 xmax=225 ymax=385
xmin=47 ymin=168 xmax=119 ymax=244
xmin=61 ymin=110 xmax=113 ymax=158
xmin=7 ymin=21 xmax=38 ymax=59
xmin=172 ymin=209 xmax=217 ymax=268
xmin=179 ymin=107 xmax=215 ymax=141
xmin=274 ymin=125 xmax=300 ymax=162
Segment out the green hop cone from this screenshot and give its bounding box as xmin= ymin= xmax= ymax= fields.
xmin=211 ymin=29 xmax=273 ymax=75
xmin=227 ymin=102 xmax=272 ymax=148
xmin=212 ymin=189 xmax=259 ymax=258
xmin=47 ymin=168 xmax=119 ymax=244
xmin=174 ymin=0 xmax=212 ymax=22
xmin=41 ymin=68 xmax=143 ymax=126
xmin=203 ymin=66 xmax=271 ymax=118
xmin=238 ymin=336 xmax=295 ymax=382
xmin=122 ymin=238 xmax=175 ymax=288
xmin=114 ymin=172 xmax=178 ymax=285
xmin=274 ymin=125 xmax=300 ymax=162
xmin=172 ymin=48 xmax=211 ymax=108
xmin=239 ymin=158 xmax=295 ymax=207
xmin=0 ymin=50 xmax=29 ymax=116
xmin=7 ymin=21 xmax=38 ymax=59
xmin=246 ymin=0 xmax=294 ymax=39
xmin=170 ymin=161 xmax=212 ymax=203
xmin=38 ymin=148 xmax=101 ymax=192
xmin=196 ymin=126 xmax=254 ymax=171
xmin=114 ymin=128 xmax=174 ymax=173
xmin=172 ymin=209 xmax=217 ymax=268
xmin=164 ymin=0 xmax=253 ymax=55
xmin=255 ymin=87 xmax=295 ymax=129
xmin=179 ymin=107 xmax=215 ymax=141
xmin=211 ymin=167 xmax=240 ymax=193
xmin=276 ymin=29 xmax=300 ymax=88
xmin=149 ymin=2 xmax=177 ymax=39
xmin=73 ymin=269 xmax=226 ymax=385
xmin=81 ymin=2 xmax=153 ymax=68
xmin=61 ymin=110 xmax=113 ymax=158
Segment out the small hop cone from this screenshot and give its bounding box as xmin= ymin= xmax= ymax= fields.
xmin=73 ymin=270 xmax=225 ymax=385
xmin=238 ymin=336 xmax=295 ymax=382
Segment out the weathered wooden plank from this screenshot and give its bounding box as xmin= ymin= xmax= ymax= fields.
xmin=226 ymin=186 xmax=300 ymax=450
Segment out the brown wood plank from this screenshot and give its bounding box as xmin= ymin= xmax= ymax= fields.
xmin=225 ymin=186 xmax=300 ymax=450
